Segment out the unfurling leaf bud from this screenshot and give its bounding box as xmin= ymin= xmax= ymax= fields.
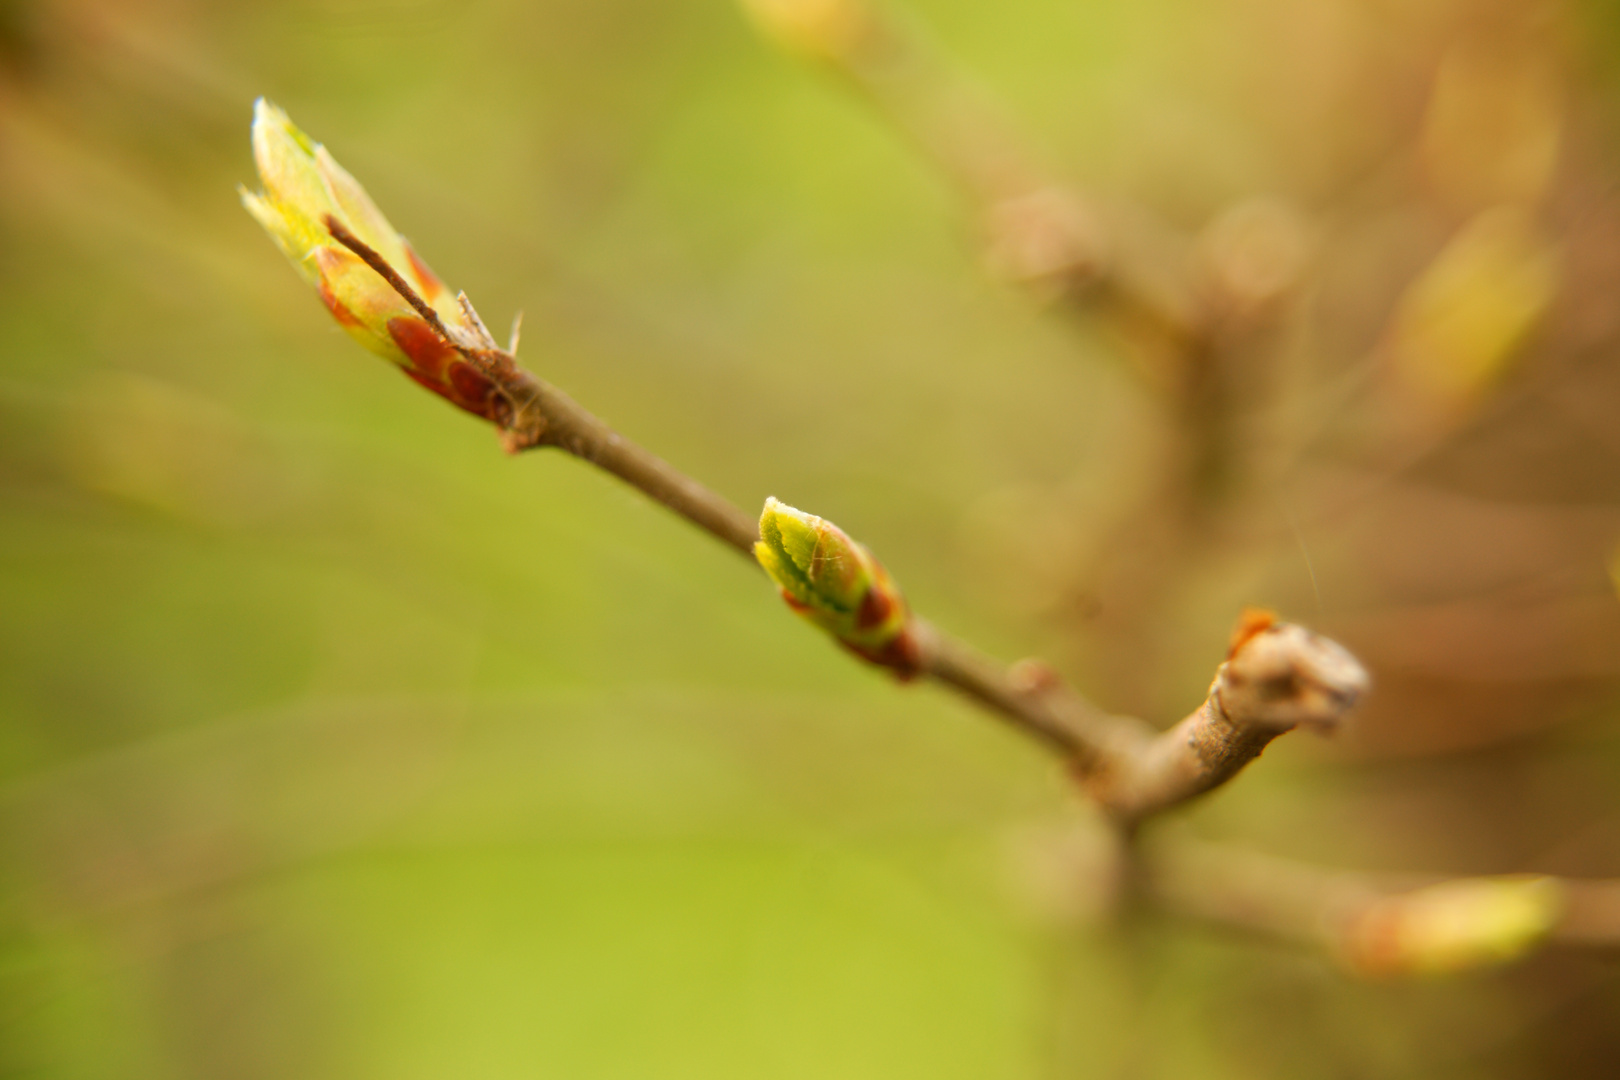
xmin=1341 ymin=875 xmax=1565 ymax=977
xmin=240 ymin=99 xmax=506 ymax=424
xmin=755 ymin=497 xmax=920 ymax=676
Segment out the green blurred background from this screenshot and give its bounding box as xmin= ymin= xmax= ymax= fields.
xmin=5 ymin=0 xmax=1620 ymax=1076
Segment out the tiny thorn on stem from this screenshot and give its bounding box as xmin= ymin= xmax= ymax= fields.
xmin=456 ymin=291 xmax=500 ymax=351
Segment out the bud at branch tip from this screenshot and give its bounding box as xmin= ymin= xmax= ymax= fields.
xmin=241 ymin=98 xmax=514 ymax=428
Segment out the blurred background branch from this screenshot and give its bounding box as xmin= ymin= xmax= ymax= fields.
xmin=1140 ymin=834 xmax=1616 ymax=975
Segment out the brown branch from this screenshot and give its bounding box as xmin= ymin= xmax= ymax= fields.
xmin=1555 ymin=880 xmax=1620 ymax=950
xmin=500 ymin=372 xmax=763 ymax=554
xmin=912 ymin=622 xmax=1133 ymax=765
xmin=325 ymin=217 xmax=1362 ymax=823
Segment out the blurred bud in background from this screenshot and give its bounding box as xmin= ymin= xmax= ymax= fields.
xmin=1199 ymin=198 xmax=1311 ymax=316
xmin=1384 ymin=205 xmax=1559 ymax=418
xmin=982 ymin=187 xmax=1110 ymax=304
xmin=1379 ymin=29 xmax=1566 ymax=426
xmin=1341 ymin=876 xmax=1565 ymax=977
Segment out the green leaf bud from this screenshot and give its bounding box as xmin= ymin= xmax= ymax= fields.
xmin=755 ymin=497 xmax=920 ymax=676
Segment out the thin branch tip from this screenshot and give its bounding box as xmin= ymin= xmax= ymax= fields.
xmin=1080 ymin=613 xmax=1367 ymax=824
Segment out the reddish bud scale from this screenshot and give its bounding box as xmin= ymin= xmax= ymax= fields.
xmin=840 ymin=630 xmax=922 ymax=679
xmin=854 ymin=584 xmax=895 ymax=632
xmin=776 ymin=585 xmax=919 ymax=677
xmin=1340 ymin=904 xmax=1407 ymax=977
xmin=387 ymin=317 xmax=505 ymax=423
xmin=405 ymin=246 xmax=447 ymax=304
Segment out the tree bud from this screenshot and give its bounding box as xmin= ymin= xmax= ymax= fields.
xmin=755 ymin=497 xmax=920 ymax=676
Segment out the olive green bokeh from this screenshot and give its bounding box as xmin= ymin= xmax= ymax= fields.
xmin=6 ymin=1 xmax=1620 ymax=1079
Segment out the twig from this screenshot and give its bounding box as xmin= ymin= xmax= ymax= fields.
xmin=1141 ymin=834 xmax=1385 ymax=953
xmin=327 ymin=216 xmax=1363 ymax=821
xmin=1555 ymin=880 xmax=1620 ymax=949
xmin=1084 ymin=612 xmax=1369 ymax=826
xmin=912 ymin=622 xmax=1128 ymax=765
xmin=325 ymin=216 xmax=758 ymax=548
